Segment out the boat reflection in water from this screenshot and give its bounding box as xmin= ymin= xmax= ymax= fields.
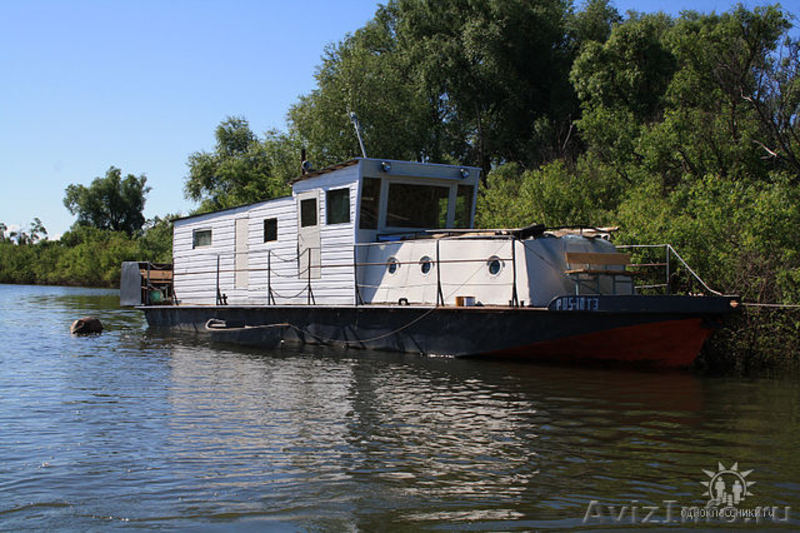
xmin=162 ymin=340 xmax=731 ymax=529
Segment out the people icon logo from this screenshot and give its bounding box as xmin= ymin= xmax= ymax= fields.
xmin=700 ymin=462 xmax=755 ymax=507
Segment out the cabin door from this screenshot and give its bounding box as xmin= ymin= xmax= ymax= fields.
xmin=296 ymin=191 xmax=321 ymax=279
xmin=235 ymin=217 xmax=249 ymax=288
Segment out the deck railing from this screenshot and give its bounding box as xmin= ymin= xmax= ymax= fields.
xmin=169 ymin=240 xmax=519 ymax=307
xmin=168 ymin=240 xmax=720 ymax=306
xmin=616 ymin=244 xmax=723 ymax=296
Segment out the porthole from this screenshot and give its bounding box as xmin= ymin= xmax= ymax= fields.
xmin=419 ymin=256 xmax=433 ymax=275
xmin=487 ymin=256 xmax=503 ymax=276
xmin=387 ymin=257 xmax=399 ymax=275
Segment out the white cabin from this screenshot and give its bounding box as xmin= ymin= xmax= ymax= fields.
xmin=171 ymin=158 xmax=632 ymax=308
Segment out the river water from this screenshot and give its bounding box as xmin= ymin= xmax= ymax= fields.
xmin=1 ymin=284 xmax=799 ymax=530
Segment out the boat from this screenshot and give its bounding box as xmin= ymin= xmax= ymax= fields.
xmin=121 ymin=157 xmax=739 ymax=367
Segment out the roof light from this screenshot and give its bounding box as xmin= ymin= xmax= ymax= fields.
xmin=459 ymin=168 xmax=469 ymax=179
xmin=380 ymin=161 xmax=392 ymax=172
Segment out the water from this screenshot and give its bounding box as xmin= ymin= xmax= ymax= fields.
xmin=1 ymin=284 xmax=798 ymax=530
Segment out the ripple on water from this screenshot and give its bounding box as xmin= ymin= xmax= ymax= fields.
xmin=1 ymin=284 xmax=799 ymax=530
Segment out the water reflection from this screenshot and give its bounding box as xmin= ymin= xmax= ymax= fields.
xmin=161 ymin=342 xmax=794 ymax=530
xmin=1 ymin=284 xmax=799 ymax=530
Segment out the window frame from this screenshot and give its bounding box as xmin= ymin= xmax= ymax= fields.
xmin=359 ymin=178 xmax=382 ymax=230
xmin=263 ymin=218 xmax=278 ymax=242
xmin=192 ymin=228 xmax=212 ymax=249
xmin=300 ymin=198 xmax=318 ymax=228
xmin=326 ymin=188 xmax=351 ymax=225
xmin=385 ymin=182 xmax=450 ymax=229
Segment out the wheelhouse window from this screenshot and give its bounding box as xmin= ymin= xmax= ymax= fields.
xmin=454 ymin=185 xmax=474 ymax=228
xmin=326 ymin=188 xmax=350 ymax=225
xmin=386 ymin=183 xmax=449 ymax=229
xmin=359 ymin=178 xmax=381 ymax=229
xmin=263 ymin=218 xmax=277 ymax=242
xmin=300 ymin=198 xmax=317 ymax=227
xmin=192 ymin=229 xmax=212 ymax=248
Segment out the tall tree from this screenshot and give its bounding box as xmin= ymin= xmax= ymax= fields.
xmin=288 ymin=4 xmax=439 ymax=167
xmin=288 ymin=0 xmax=581 ymax=177
xmin=64 ymin=167 xmax=150 ymax=236
xmin=184 ymin=117 xmax=297 ymax=213
xmin=396 ymin=0 xmax=576 ymax=174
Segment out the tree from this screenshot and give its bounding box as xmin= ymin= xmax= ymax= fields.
xmin=0 ymin=218 xmax=48 ymax=245
xmin=570 ymin=12 xmax=675 ymax=182
xmin=742 ymin=17 xmax=800 ymax=180
xmin=288 ymin=0 xmax=583 ymax=177
xmin=28 ymin=217 xmax=47 ymax=243
xmin=138 ymin=215 xmax=175 ymax=264
xmin=184 ymin=117 xmax=296 ymax=213
xmin=568 ymin=0 xmax=622 ymax=48
xmin=64 ymin=167 xmax=150 ymax=236
xmin=288 ymin=4 xmax=439 ymax=167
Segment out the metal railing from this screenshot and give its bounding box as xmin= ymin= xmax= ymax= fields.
xmin=616 ymin=244 xmax=722 ymax=296
xmin=170 ymin=240 xmax=721 ymax=307
xmin=171 ymin=240 xmax=520 ymax=307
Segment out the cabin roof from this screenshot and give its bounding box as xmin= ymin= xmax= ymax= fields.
xmin=171 ymin=193 xmax=293 ymax=223
xmin=290 ymin=158 xmax=360 ymax=184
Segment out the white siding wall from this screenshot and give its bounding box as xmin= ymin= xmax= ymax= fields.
xmin=173 ymin=205 xmax=251 ymax=305
xmin=292 ymin=165 xmax=360 ymax=305
xmin=172 ymin=164 xmax=361 ymax=306
xmin=246 ymin=196 xmax=305 ymax=304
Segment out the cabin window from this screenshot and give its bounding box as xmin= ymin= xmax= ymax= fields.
xmin=263 ymin=218 xmax=278 ymax=242
xmin=454 ymin=185 xmax=474 ymax=228
xmin=487 ymin=256 xmax=503 ymax=276
xmin=300 ymin=198 xmax=317 ymax=227
xmin=359 ymin=178 xmax=381 ymax=229
xmin=326 ymin=188 xmax=350 ymax=225
xmin=386 ymin=183 xmax=449 ymax=229
xmin=192 ymin=229 xmax=212 ymax=248
xmin=419 ymin=256 xmax=433 ymax=275
xmin=387 ymin=257 xmax=399 ymax=275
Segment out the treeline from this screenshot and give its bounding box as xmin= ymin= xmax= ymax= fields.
xmin=0 ymin=220 xmax=172 ymax=288
xmin=0 ymin=167 xmax=173 ymax=287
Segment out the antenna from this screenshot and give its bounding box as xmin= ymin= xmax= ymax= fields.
xmin=349 ymin=112 xmax=367 ymax=158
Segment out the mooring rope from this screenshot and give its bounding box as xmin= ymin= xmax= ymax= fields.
xmin=205 ymin=307 xmax=440 ymax=346
xmin=741 ymin=302 xmax=800 ymax=309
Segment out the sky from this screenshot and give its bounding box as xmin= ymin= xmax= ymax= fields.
xmin=0 ymin=0 xmax=794 ymax=239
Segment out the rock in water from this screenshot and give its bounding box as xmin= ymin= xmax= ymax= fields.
xmin=71 ymin=317 xmax=104 ymax=335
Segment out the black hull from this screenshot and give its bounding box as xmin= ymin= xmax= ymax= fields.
xmin=141 ymin=295 xmax=738 ymax=367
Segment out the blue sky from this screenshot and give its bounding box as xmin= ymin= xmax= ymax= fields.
xmin=0 ymin=0 xmax=793 ymax=238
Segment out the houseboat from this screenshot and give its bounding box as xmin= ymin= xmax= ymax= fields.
xmin=121 ymin=157 xmax=738 ymax=367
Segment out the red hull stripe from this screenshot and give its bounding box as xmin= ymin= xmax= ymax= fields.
xmin=487 ymin=318 xmax=714 ymax=367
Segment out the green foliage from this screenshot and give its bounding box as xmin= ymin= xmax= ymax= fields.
xmin=137 ymin=215 xmax=175 ymax=264
xmin=470 ymin=4 xmax=798 ymax=371
xmin=289 ymin=5 xmax=437 ymax=167
xmin=64 ymin=167 xmax=150 ymax=236
xmin=288 ymin=0 xmax=600 ymax=175
xmin=568 ymin=0 xmax=622 ymax=47
xmin=477 ymin=155 xmax=624 ymax=228
xmin=0 ymin=216 xmax=173 ymax=288
xmin=184 ymin=117 xmax=295 ymax=213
